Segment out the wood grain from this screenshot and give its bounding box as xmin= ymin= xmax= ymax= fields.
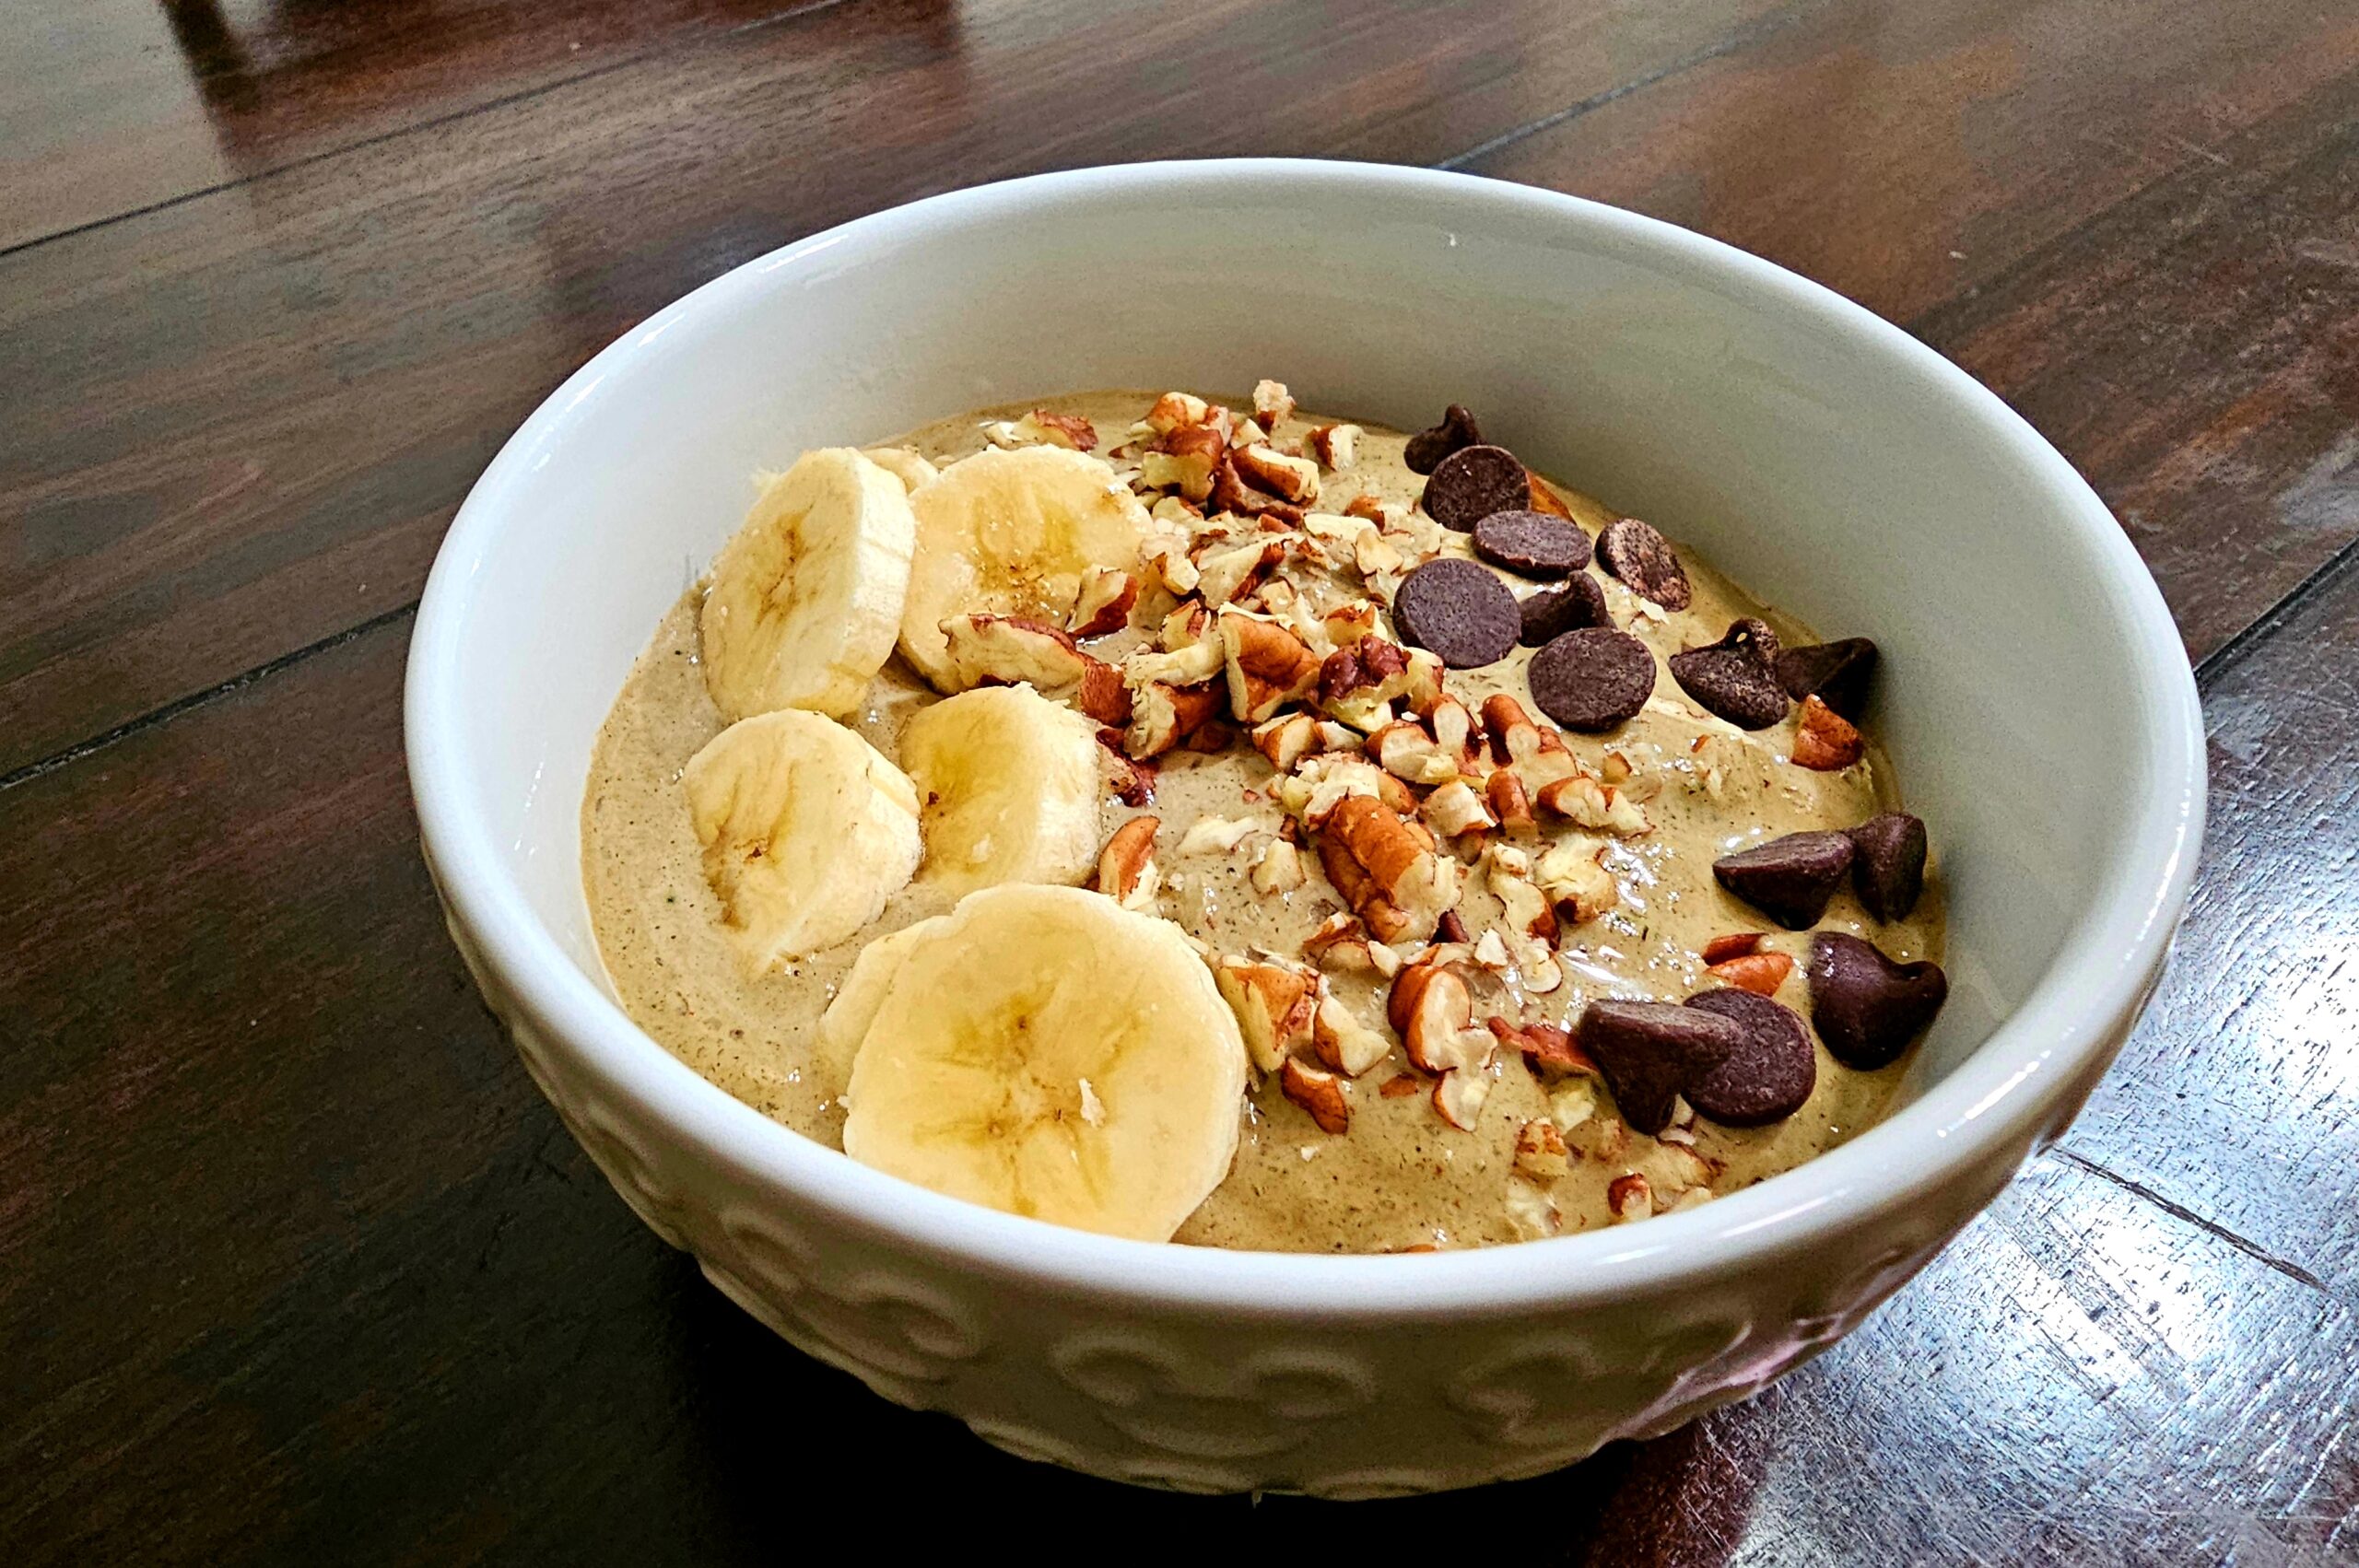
xmin=0 ymin=0 xmax=831 ymax=252
xmin=4 ymin=623 xmax=2352 ymax=1561
xmin=2060 ymin=556 xmax=2359 ymax=1294
xmin=8 ymin=1 xmax=2359 ymax=1559
xmin=0 ymin=0 xmax=1790 ymax=779
xmin=1468 ymin=0 xmax=2359 ymax=661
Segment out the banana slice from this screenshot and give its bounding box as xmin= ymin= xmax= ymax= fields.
xmin=838 ymin=884 xmax=1246 ymax=1240
xmin=701 ymin=448 xmax=916 ymax=722
xmin=899 ymin=684 xmax=1104 ymax=895
xmin=899 ymin=447 xmax=1150 ymax=690
xmin=817 ymin=914 xmax=948 ymax=1084
xmin=682 ymin=709 xmax=922 ymax=974
xmin=861 ymin=446 xmax=940 ymax=494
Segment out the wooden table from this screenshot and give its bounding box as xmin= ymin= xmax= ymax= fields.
xmin=6 ymin=2 xmax=2354 ymax=1560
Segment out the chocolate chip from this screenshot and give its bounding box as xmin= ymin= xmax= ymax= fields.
xmin=1421 ymin=445 xmax=1532 ymax=532
xmin=1807 ymin=932 xmax=1948 ymax=1069
xmin=1669 ymin=618 xmax=1790 ymax=730
xmin=1392 ymin=557 xmax=1520 ymax=669
xmin=1775 ymin=638 xmax=1879 ymax=721
xmin=1682 ymin=989 xmax=1816 ymax=1126
xmin=1577 ymin=1000 xmax=1749 ymax=1136
xmin=1713 ymin=830 xmax=1855 ymax=929
xmin=1518 ymin=573 xmax=1612 ymax=647
xmin=1595 ymin=518 xmax=1691 ymax=610
xmin=1403 ymin=404 xmax=1484 ymax=474
xmin=1529 ymin=626 xmax=1656 ymax=732
xmin=1848 ymin=812 xmax=1928 ymax=922
xmin=1473 ymin=510 xmax=1592 ymax=578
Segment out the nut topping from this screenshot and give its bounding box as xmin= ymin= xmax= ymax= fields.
xmin=1095 ymin=817 xmax=1161 ymax=910
xmin=1213 ymin=954 xmax=1320 ymax=1074
xmin=940 ymin=614 xmax=1089 ymax=693
xmin=1218 ymin=611 xmax=1323 ymax=723
xmin=1280 ymin=1058 xmax=1350 ymax=1134
xmin=1790 ymin=694 xmax=1864 ymax=771
xmin=1311 ymin=995 xmax=1392 ymax=1078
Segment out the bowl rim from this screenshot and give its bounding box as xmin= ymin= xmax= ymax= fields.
xmin=405 ymin=158 xmax=2205 ymax=1318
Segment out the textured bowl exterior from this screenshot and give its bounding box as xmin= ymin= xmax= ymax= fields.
xmin=407 ymin=161 xmax=2203 ymax=1496
xmin=434 ymin=869 xmax=2162 ymax=1496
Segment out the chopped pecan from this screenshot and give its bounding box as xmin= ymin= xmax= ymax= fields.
xmin=1146 ymin=391 xmax=1211 ymax=432
xmin=1535 ymin=839 xmax=1619 ymax=928
xmin=1701 ymin=931 xmax=1766 ymax=965
xmin=1421 ymin=779 xmax=1496 ymax=838
xmin=1213 ymin=954 xmax=1320 ymax=1074
xmin=1075 ymin=657 xmax=1133 ymax=727
xmin=1485 ymin=769 xmax=1536 ymax=832
xmin=1311 ymin=995 xmax=1391 ymax=1078
xmin=1019 ymin=409 xmax=1097 ymax=451
xmin=1326 ymin=794 xmax=1461 ymax=942
xmin=1250 ymin=839 xmax=1308 ymax=894
xmin=1512 ymin=1117 xmax=1572 ymax=1183
xmin=1068 ymin=567 xmax=1139 ymax=638
xmin=1486 ymin=1015 xmax=1595 ymax=1077
xmin=1280 ymin=1057 xmax=1350 ymax=1134
xmin=1534 ymin=775 xmax=1650 ymax=836
xmin=1124 ymin=680 xmax=1226 ymax=758
xmin=1307 ymin=422 xmax=1362 ymax=470
xmin=1791 ymin=694 xmax=1865 ymax=771
xmin=1250 ymin=711 xmax=1320 ymax=773
xmin=1707 ymin=951 xmax=1795 ymax=996
xmin=1218 ymin=610 xmax=1323 ymax=723
xmin=940 ymin=614 xmax=1089 ymax=693
xmin=1608 ymin=1173 xmax=1654 ymax=1223
xmin=1480 ymin=694 xmax=1580 ymax=789
xmin=1233 ymin=442 xmax=1321 ymax=505
xmin=1388 ymin=958 xmax=1479 ymax=1075
xmin=1194 ymin=539 xmax=1285 ymax=608
xmin=1095 ymin=817 xmax=1161 ymax=910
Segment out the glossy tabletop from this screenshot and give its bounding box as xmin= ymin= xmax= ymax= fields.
xmin=4 ymin=2 xmax=2355 ymax=1562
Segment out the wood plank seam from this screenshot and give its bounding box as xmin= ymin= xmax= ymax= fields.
xmin=1435 ymin=0 xmax=1834 ymax=171
xmin=2189 ymin=533 xmax=2359 ymax=692
xmin=2050 ymin=1148 xmax=2341 ymax=1301
xmin=0 ymin=602 xmax=417 ymax=795
xmin=0 ymin=0 xmax=856 ymax=264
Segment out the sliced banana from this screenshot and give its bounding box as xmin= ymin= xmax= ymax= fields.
xmin=861 ymin=446 xmax=940 ymax=494
xmin=899 ymin=447 xmax=1150 ymax=690
xmin=817 ymin=914 xmax=948 ymax=1084
xmin=701 ymin=448 xmax=916 ymax=722
xmin=899 ymin=684 xmax=1104 ymax=895
xmin=838 ymin=884 xmax=1246 ymax=1240
xmin=682 ymin=709 xmax=922 ymax=975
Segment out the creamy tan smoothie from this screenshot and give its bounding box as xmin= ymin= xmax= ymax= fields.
xmin=582 ymin=385 xmax=1945 ymax=1252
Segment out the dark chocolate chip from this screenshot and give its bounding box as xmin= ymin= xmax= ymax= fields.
xmin=1403 ymin=404 xmax=1484 ymax=474
xmin=1473 ymin=510 xmax=1593 ymax=578
xmin=1713 ymin=830 xmax=1855 ymax=930
xmin=1775 ymin=638 xmax=1879 ymax=721
xmin=1807 ymin=932 xmax=1948 ymax=1069
xmin=1595 ymin=517 xmax=1692 ymax=610
xmin=1392 ymin=557 xmax=1520 ymax=669
xmin=1518 ymin=573 xmax=1612 ymax=647
xmin=1682 ymin=989 xmax=1816 ymax=1126
xmin=1577 ymin=1000 xmax=1749 ymax=1136
xmin=1528 ymin=626 xmax=1657 ymax=732
xmin=1847 ymin=813 xmax=1928 ymax=922
xmin=1421 ymin=445 xmax=1532 ymax=532
xmin=1669 ymin=618 xmax=1790 ymax=730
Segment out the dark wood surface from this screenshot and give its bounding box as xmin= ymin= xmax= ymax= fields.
xmin=5 ymin=2 xmax=2355 ymax=1560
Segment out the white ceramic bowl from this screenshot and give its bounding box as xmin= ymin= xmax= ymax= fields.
xmin=405 ymin=160 xmax=2203 ymax=1497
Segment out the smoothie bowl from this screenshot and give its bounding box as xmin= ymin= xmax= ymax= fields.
xmin=405 ymin=160 xmax=2203 ymax=1495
